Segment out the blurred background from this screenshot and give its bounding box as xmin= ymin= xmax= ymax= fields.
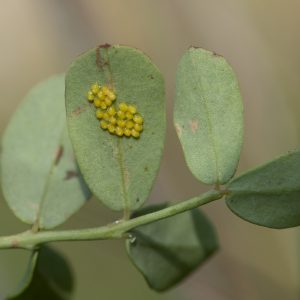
xmin=0 ymin=0 xmax=300 ymax=299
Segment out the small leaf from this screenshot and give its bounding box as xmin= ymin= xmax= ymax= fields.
xmin=126 ymin=204 xmax=218 ymax=292
xmin=1 ymin=75 xmax=90 ymax=229
xmin=65 ymin=45 xmax=166 ymax=212
xmin=226 ymin=150 xmax=300 ymax=228
xmin=174 ymin=47 xmax=244 ymax=185
xmin=7 ymin=246 xmax=73 ymax=300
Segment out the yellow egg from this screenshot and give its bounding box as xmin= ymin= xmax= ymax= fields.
xmin=107 ymin=106 xmax=116 ymax=116
xmin=117 ymin=119 xmax=126 ymax=128
xmin=97 ymin=91 xmax=105 ymax=100
xmin=87 ymin=91 xmax=94 ymax=101
xmin=124 ymin=128 xmax=131 ymax=137
xmin=126 ymin=112 xmax=133 ymax=120
xmin=115 ymin=127 xmax=124 ymax=136
xmin=131 ymin=129 xmax=140 ymax=138
xmin=94 ymin=99 xmax=101 ymax=108
xmin=105 ymin=97 xmax=112 ymax=107
xmin=119 ymin=102 xmax=128 ymax=112
xmin=100 ymin=102 xmax=107 ymax=110
xmin=134 ymin=124 xmax=143 ymax=132
xmin=117 ymin=110 xmax=126 ymax=119
xmin=126 ymin=121 xmax=134 ymax=129
xmin=128 ymin=105 xmax=137 ymax=114
xmin=133 ymin=114 xmax=143 ymax=124
xmin=108 ymin=124 xmax=115 ymax=134
xmin=103 ymin=112 xmax=110 ymax=120
xmin=96 ymin=110 xmax=104 ymax=119
xmin=108 ymin=92 xmax=116 ymax=101
xmin=100 ymin=120 xmax=108 ymax=129
xmin=91 ymin=83 xmax=100 ymax=94
xmin=109 ymin=116 xmax=117 ymax=125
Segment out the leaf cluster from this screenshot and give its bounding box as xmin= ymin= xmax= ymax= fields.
xmin=1 ymin=45 xmax=299 ymax=298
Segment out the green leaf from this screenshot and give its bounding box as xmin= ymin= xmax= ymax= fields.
xmin=174 ymin=47 xmax=244 ymax=185
xmin=226 ymin=150 xmax=300 ymax=228
xmin=126 ymin=204 xmax=218 ymax=292
xmin=1 ymin=75 xmax=90 ymax=229
xmin=65 ymin=45 xmax=166 ymax=212
xmin=7 ymin=246 xmax=73 ymax=300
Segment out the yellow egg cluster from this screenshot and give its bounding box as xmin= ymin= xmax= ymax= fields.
xmin=86 ymin=83 xmax=144 ymax=138
xmin=87 ymin=83 xmax=116 ymax=109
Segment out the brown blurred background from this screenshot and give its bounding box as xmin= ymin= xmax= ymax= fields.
xmin=0 ymin=0 xmax=300 ymax=299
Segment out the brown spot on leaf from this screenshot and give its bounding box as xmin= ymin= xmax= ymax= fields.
xmin=175 ymin=123 xmax=183 ymax=137
xmin=64 ymin=170 xmax=78 ymax=180
xmin=100 ymin=43 xmax=111 ymax=49
xmin=189 ymin=120 xmax=199 ymax=134
xmin=55 ymin=145 xmax=64 ymax=165
xmin=11 ymin=240 xmax=19 ymax=248
xmin=71 ymin=105 xmax=86 ymax=117
xmin=96 ymin=45 xmax=109 ymax=70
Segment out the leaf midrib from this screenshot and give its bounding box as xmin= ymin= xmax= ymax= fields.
xmin=101 ymin=47 xmax=130 ymax=215
xmin=34 ymin=126 xmax=66 ymax=229
xmin=116 ymin=139 xmax=130 ymax=215
xmin=189 ymin=54 xmax=220 ymax=183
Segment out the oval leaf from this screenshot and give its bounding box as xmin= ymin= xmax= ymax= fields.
xmin=65 ymin=45 xmax=166 ymax=212
xmin=7 ymin=246 xmax=73 ymax=300
xmin=1 ymin=75 xmax=90 ymax=229
xmin=126 ymin=204 xmax=218 ymax=291
xmin=174 ymin=47 xmax=244 ymax=185
xmin=226 ymin=150 xmax=300 ymax=228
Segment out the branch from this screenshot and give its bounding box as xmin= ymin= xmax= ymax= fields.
xmin=0 ymin=189 xmax=223 ymax=250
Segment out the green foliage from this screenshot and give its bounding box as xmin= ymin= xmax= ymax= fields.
xmin=226 ymin=150 xmax=300 ymax=228
xmin=174 ymin=47 xmax=244 ymax=185
xmin=65 ymin=45 xmax=166 ymax=212
xmin=126 ymin=204 xmax=218 ymax=292
xmin=1 ymin=44 xmax=300 ymax=298
xmin=7 ymin=246 xmax=73 ymax=300
xmin=0 ymin=75 xmax=90 ymax=229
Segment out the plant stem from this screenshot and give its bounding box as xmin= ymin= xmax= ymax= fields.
xmin=0 ymin=189 xmax=223 ymax=250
